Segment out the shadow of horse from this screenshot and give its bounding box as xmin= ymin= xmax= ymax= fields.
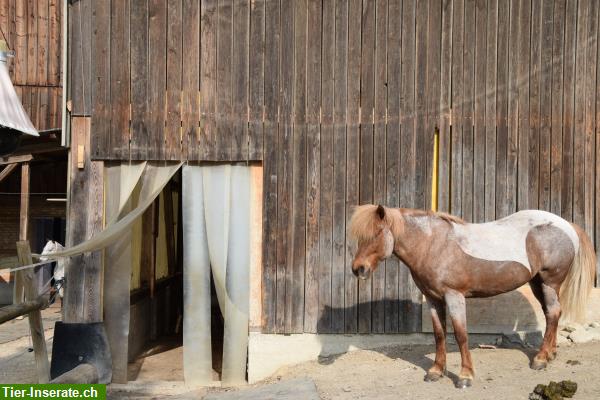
xmin=314 ymin=290 xmax=544 ymax=379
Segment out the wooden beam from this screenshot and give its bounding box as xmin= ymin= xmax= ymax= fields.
xmin=0 ymin=298 xmax=45 ymax=324
xmin=16 ymin=241 xmax=50 ymax=383
xmin=13 ymin=162 xmax=30 ymax=304
xmin=0 ymin=163 xmax=17 ymax=183
xmin=0 ymin=154 xmax=33 ymax=165
xmin=19 ymin=163 xmax=30 ymax=240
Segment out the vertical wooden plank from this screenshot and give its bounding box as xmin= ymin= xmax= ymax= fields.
xmin=438 ymin=0 xmax=452 ymax=214
xmin=317 ymin=0 xmax=334 ymax=334
xmin=426 ymin=0 xmax=442 ymax=212
xmin=596 ymin=0 xmax=600 ymax=282
xmin=26 ymin=0 xmax=36 ymax=85
xmin=166 ymin=0 xmax=182 ymax=160
xmin=277 ymin=0 xmax=293 ymax=333
xmin=290 ymin=0 xmax=306 ymax=333
xmin=110 ymin=0 xmax=131 ymax=159
xmin=200 ymin=0 xmax=217 ymax=160
xmin=331 ymin=0 xmax=348 ymax=334
xmin=561 ymin=0 xmax=576 ymax=219
xmin=48 ymin=0 xmax=60 ymax=86
xmin=248 ymin=0 xmax=264 ymax=160
xmin=16 ymin=241 xmax=50 ymax=383
xmin=90 ymin=0 xmax=110 ymax=158
xmin=506 ymin=0 xmax=519 ymax=215
xmin=216 ymin=0 xmax=233 ymax=160
xmin=573 ymin=0 xmax=587 ymax=227
xmin=495 ymin=0 xmax=509 ymax=218
xmin=130 ymin=0 xmax=149 ymax=160
xmin=517 ymin=0 xmax=531 ymax=210
xmin=450 ymin=0 xmax=464 ymax=217
xmin=231 ymin=0 xmax=249 ymax=160
xmin=528 ymin=0 xmax=542 ymax=212
xmin=0 ymin=2 xmax=9 ymax=50
xmin=148 ymin=0 xmax=167 ymax=160
xmin=371 ymin=0 xmax=387 ymax=334
xmin=182 ymin=0 xmax=200 ymax=161
xmin=69 ymin=1 xmax=91 ymax=115
xmin=550 ymin=0 xmax=565 ymax=216
xmin=414 ymin=0 xmax=427 ymax=211
xmin=484 ymin=0 xmax=497 ymax=221
xmin=262 ymin=0 xmax=279 ymax=333
xmin=14 ymin=0 xmax=26 ymax=85
xmin=64 ymin=117 xmax=103 ymax=323
xmin=345 ymin=0 xmax=361 ymax=333
xmin=37 ymin=0 xmax=48 ymax=84
xmin=304 ymin=0 xmax=321 ymax=333
xmin=358 ymin=0 xmax=375 ymax=334
xmin=461 ymin=0 xmax=474 ymax=221
xmin=473 ymin=0 xmax=486 ymax=222
xmin=539 ymin=0 xmax=554 ymax=212
xmin=583 ymin=0 xmax=597 ymax=241
xmin=400 ymin=0 xmax=420 ymax=332
xmin=385 ymin=0 xmax=401 ymax=334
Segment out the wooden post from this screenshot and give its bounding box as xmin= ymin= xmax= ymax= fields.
xmin=13 ymin=162 xmax=30 ymax=304
xmin=16 ymin=241 xmax=50 ymax=383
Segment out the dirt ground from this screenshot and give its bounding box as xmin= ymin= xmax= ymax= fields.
xmin=3 ymin=309 xmax=600 ymax=399
xmin=264 ymin=341 xmax=600 ymax=400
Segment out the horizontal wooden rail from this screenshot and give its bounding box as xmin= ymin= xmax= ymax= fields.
xmin=0 ymin=298 xmax=46 ymax=324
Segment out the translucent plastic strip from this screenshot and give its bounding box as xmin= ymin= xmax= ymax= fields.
xmin=182 ymin=166 xmax=213 ymax=385
xmin=182 ymin=165 xmax=251 ymax=386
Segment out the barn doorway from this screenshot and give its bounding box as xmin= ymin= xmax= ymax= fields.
xmin=125 ymin=164 xmax=261 ymax=385
xmin=125 ymin=170 xmax=226 ymax=383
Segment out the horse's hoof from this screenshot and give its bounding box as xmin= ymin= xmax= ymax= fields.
xmin=455 ymin=378 xmax=472 ymax=389
xmin=424 ymin=372 xmax=443 ymax=382
xmin=531 ymin=359 xmax=547 ymax=370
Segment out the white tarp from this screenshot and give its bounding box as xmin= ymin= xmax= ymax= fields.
xmin=0 ymin=61 xmax=38 ymax=136
xmin=183 ymin=165 xmax=251 ymax=386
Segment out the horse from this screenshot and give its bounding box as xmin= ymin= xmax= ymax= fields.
xmin=40 ymin=240 xmax=66 ymax=299
xmin=349 ymin=205 xmax=596 ymax=389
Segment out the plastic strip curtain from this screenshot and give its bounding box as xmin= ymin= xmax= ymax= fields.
xmin=183 ymin=165 xmax=250 ymax=386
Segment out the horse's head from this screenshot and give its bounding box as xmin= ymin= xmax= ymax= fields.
xmin=349 ymin=204 xmax=395 ymax=280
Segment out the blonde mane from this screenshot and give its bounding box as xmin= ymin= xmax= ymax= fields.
xmin=348 ymin=205 xmax=464 ymax=242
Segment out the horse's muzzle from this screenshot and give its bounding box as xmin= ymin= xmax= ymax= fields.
xmin=353 ymin=265 xmax=371 ymax=280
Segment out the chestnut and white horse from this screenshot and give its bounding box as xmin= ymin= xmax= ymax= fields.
xmin=349 ymin=205 xmax=596 ymax=388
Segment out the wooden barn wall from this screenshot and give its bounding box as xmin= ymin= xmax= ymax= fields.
xmin=68 ymin=0 xmax=600 ymax=334
xmin=0 ymin=0 xmax=62 ymax=131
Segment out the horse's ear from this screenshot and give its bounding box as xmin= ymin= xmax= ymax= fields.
xmin=376 ymin=205 xmax=385 ymax=220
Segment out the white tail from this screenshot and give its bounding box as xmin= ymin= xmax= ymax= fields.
xmin=560 ymin=224 xmax=597 ymax=323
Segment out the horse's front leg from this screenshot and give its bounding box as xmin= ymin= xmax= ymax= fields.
xmin=445 ymin=291 xmax=474 ymax=389
xmin=425 ymin=297 xmax=447 ymax=382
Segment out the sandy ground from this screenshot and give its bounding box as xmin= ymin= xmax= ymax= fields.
xmin=3 ymin=310 xmax=600 ymax=399
xmin=265 ymin=341 xmax=600 ymax=400
xmin=0 ymin=304 xmax=60 ymax=384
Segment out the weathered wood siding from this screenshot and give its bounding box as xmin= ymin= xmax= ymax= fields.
xmin=69 ymin=0 xmax=600 ymax=333
xmin=0 ymin=0 xmax=62 ymax=131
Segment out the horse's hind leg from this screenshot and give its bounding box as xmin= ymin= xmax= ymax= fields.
xmin=529 ymin=276 xmax=561 ymax=370
xmin=445 ymin=291 xmax=474 ymax=388
xmin=424 ymin=297 xmax=447 ymax=382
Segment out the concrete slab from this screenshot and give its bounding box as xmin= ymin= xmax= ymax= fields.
xmin=202 ymin=379 xmax=319 ymax=400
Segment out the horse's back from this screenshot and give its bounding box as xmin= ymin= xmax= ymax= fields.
xmin=450 ymin=210 xmax=579 ymax=272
